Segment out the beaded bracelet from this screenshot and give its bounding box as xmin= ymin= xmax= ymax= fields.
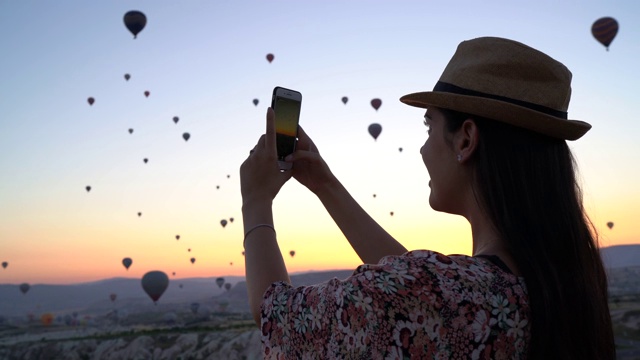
xmin=243 ymin=223 xmax=276 ymax=248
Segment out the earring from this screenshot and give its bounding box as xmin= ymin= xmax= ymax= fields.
xmin=456 ymin=154 xmax=463 ymax=162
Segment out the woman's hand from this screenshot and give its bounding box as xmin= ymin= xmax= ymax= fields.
xmin=286 ymin=126 xmax=337 ymax=195
xmin=240 ymin=108 xmax=292 ymax=206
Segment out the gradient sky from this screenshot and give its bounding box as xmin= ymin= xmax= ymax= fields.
xmin=1 ymin=1 xmax=638 ymax=284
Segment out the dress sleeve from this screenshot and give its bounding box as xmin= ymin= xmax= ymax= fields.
xmin=259 ymin=254 xmax=421 ymax=358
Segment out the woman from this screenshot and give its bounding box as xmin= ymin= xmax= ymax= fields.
xmin=240 ymin=37 xmax=615 ymax=359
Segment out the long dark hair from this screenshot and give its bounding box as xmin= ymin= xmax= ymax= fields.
xmin=441 ymin=109 xmax=615 ymax=359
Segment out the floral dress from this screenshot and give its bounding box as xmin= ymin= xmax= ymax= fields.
xmin=260 ymin=250 xmax=530 ymax=359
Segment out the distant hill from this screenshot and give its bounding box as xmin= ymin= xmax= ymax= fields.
xmin=600 ymin=244 xmax=640 ymax=268
xmin=0 ymin=270 xmax=354 ymax=318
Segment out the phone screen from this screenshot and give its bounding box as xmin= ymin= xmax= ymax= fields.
xmin=274 ymin=95 xmax=301 ymax=160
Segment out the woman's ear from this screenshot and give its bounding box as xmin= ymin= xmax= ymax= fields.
xmin=454 ymin=119 xmax=479 ymax=163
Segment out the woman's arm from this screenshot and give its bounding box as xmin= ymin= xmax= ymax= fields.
xmin=240 ymin=108 xmax=292 ymax=326
xmin=287 ymin=127 xmax=407 ymax=264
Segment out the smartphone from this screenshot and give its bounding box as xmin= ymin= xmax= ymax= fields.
xmin=271 ymin=86 xmax=302 ymax=170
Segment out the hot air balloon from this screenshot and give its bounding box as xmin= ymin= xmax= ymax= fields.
xmin=128 ymin=128 xmax=133 ymax=134
xmin=390 ymin=211 xmax=394 ymax=216
xmin=591 ymin=17 xmax=619 ymax=51
xmin=137 ymin=212 xmax=142 ymax=217
xmin=19 ymin=283 xmax=30 ymax=294
xmin=253 ymin=99 xmax=259 ymax=106
xmin=188 ymin=248 xmax=191 ymax=252
xmin=368 ymin=123 xmax=382 ymax=140
xmin=266 ymin=53 xmax=274 ymax=63
xmin=1 ymin=262 xmax=7 ymax=269
xmin=607 ymin=222 xmax=614 ymax=229
xmin=341 ymin=96 xmax=348 ymax=105
xmin=41 ymin=313 xmax=54 ymax=326
xmin=124 ymin=73 xmax=131 ymax=81
xmin=229 ymin=217 xmax=234 ymax=223
xmin=141 ymin=271 xmax=169 ymax=304
xmin=289 ymin=250 xmax=295 ymax=257
xmin=179 ymin=284 xmax=184 ymax=289
xmin=122 ymin=257 xmax=132 ymax=270
xmin=224 ymin=283 xmax=231 ymax=291
xmin=86 ymin=186 xmax=91 ymax=192
xmin=371 ymin=98 xmax=382 ymax=111
xmin=173 ymin=116 xmax=179 ymax=124
xmin=144 ymin=91 xmax=150 ymax=97
xmin=190 ymin=302 xmax=200 ymax=314
xmin=183 ymin=133 xmax=190 ymax=141
xmin=175 ymin=235 xmax=180 ymax=240
xmin=124 ymin=11 xmax=147 ymax=39
xmin=398 ymin=147 xmax=403 ymax=152
xmin=110 ymin=293 xmax=117 ymax=302
xmin=216 ymin=185 xmax=220 ymax=190
xmin=373 ymin=194 xmax=377 ymax=198
xmin=227 ymin=174 xmax=231 ymax=179
xmin=190 ymin=257 xmax=195 ymax=264
xmin=220 ymin=219 xmax=228 ymax=228
xmin=216 ymin=277 xmax=224 ymax=288
xmin=172 ymin=272 xmax=176 ymax=276
xmin=143 ymin=158 xmax=148 ymax=164
xmin=87 ymin=97 xmax=95 ymax=106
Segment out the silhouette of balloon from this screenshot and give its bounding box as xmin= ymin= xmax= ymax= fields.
xmin=220 ymin=219 xmax=228 ymax=228
xmin=368 ymin=123 xmax=382 ymax=140
xmin=224 ymin=283 xmax=231 ymax=291
xmin=87 ymin=97 xmax=95 ymax=106
xmin=128 ymin=128 xmax=133 ymax=134
xmin=172 ymin=272 xmax=176 ymax=276
xmin=110 ymin=293 xmax=117 ymax=302
xmin=216 ymin=277 xmax=224 ymax=288
xmin=266 ymin=53 xmax=274 ymax=63
xmin=173 ymin=116 xmax=179 ymax=124
xmin=141 ymin=271 xmax=169 ymax=304
xmin=124 ymin=11 xmax=147 ymax=39
xmin=371 ymin=98 xmax=382 ymax=111
xmin=183 ymin=133 xmax=190 ymax=141
xmin=188 ymin=248 xmax=191 ymax=252
xmin=179 ymin=284 xmax=183 ymax=289
xmin=143 ymin=158 xmax=148 ymax=164
xmin=341 ymin=96 xmax=348 ymax=105
xmin=124 ymin=74 xmax=130 ymax=81
xmin=41 ymin=313 xmax=53 ymax=326
xmin=144 ymin=91 xmax=150 ymax=97
xmin=607 ymin=221 xmax=614 ymax=229
xmin=190 ymin=257 xmax=195 ymax=264
xmin=373 ymin=194 xmax=376 ymax=198
xmin=592 ymin=17 xmax=618 ymax=51
xmin=289 ymin=250 xmax=295 ymax=257
xmin=19 ymin=283 xmax=30 ymax=294
xmin=190 ymin=302 xmax=200 ymax=314
xmin=86 ymin=186 xmax=91 ymax=192
xmin=227 ymin=174 xmax=230 ymax=178
xmin=137 ymin=212 xmax=142 ymax=217
xmin=2 ymin=262 xmax=7 ymax=269
xmin=122 ymin=257 xmax=132 ymax=270
xmin=398 ymin=147 xmax=403 ymax=152
xmin=229 ymin=217 xmax=234 ymax=223
xmin=253 ymin=99 xmax=259 ymax=106
xmin=390 ymin=211 xmax=394 ymax=216
xmin=216 ymin=185 xmax=220 ymax=190
xmin=175 ymin=235 xmax=180 ymax=240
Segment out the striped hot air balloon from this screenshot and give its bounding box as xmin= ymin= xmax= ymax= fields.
xmin=591 ymin=17 xmax=619 ymax=51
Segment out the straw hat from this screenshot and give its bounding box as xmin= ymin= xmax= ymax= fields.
xmin=400 ymin=37 xmax=591 ymax=140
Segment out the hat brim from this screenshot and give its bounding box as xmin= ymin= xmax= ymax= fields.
xmin=400 ymin=91 xmax=591 ymax=141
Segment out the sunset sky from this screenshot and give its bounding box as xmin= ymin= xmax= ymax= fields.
xmin=1 ymin=1 xmax=638 ymax=285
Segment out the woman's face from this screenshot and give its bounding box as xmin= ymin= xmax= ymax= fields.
xmin=420 ymin=108 xmax=464 ymax=214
